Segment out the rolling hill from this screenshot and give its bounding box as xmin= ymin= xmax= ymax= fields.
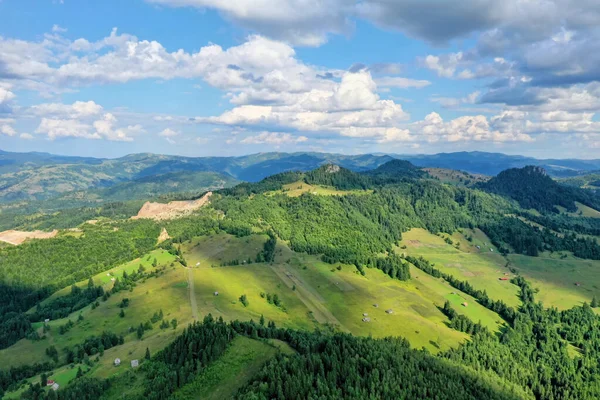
xmin=1 ymin=157 xmax=600 ymax=399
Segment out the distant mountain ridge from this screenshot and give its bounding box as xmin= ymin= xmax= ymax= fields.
xmin=1 ymin=149 xmax=600 ymax=204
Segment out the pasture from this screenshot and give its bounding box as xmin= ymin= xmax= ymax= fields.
xmin=400 ymin=228 xmax=521 ymax=308
xmin=1 ymin=254 xmax=191 ymax=370
xmin=508 ymin=254 xmax=600 ymax=309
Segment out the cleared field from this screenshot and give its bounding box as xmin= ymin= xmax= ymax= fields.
xmin=575 ymin=202 xmax=600 ymax=218
xmin=172 ymin=336 xmax=286 ymax=400
xmin=184 ymin=233 xmax=267 ymax=267
xmin=556 ymin=202 xmax=600 ymax=218
xmin=508 ymin=254 xmax=600 ymax=309
xmin=1 ymin=258 xmax=192 ymax=369
xmin=183 ymin=233 xmax=487 ymax=352
xmin=267 ymin=181 xmax=372 ymax=197
xmin=400 ymin=229 xmax=521 ymax=308
xmin=35 ymin=248 xmax=177 ymax=308
xmin=4 ymin=363 xmax=89 ymax=399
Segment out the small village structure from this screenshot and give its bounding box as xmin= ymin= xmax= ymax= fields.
xmin=214 ymin=291 xmax=219 ymax=296
xmin=462 ymin=302 xmax=468 ymax=307
xmin=46 ymin=380 xmax=55 ymax=386
xmin=114 ymin=358 xmax=121 ymax=366
xmin=385 ymin=309 xmax=393 ymax=314
xmin=131 ymin=359 xmax=139 ymax=368
xmin=362 ymin=317 xmax=371 ymax=322
xmin=51 ymin=383 xmax=60 ymax=391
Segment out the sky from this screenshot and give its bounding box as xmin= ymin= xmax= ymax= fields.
xmin=1 ymin=0 xmax=600 ymax=159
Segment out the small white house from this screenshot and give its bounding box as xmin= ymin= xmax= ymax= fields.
xmin=44 ymin=318 xmax=50 ymax=325
xmin=51 ymin=383 xmax=60 ymax=391
xmin=214 ymin=291 xmax=219 ymax=296
xmin=363 ymin=313 xmax=368 ymax=317
xmin=114 ymin=358 xmax=121 ymax=366
xmin=196 ymin=262 xmax=200 ymax=266
xmin=131 ymin=359 xmax=139 ymax=368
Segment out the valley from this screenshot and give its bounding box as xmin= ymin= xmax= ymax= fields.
xmin=1 ymin=155 xmax=600 ymax=399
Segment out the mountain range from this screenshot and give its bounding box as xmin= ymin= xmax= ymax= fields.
xmin=2 ymin=149 xmax=600 ymax=204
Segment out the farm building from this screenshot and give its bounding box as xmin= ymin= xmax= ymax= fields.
xmin=214 ymin=291 xmax=219 ymax=296
xmin=362 ymin=317 xmax=371 ymax=322
xmin=499 ymin=277 xmax=509 ymax=281
xmin=373 ymin=304 xmax=378 ymax=308
xmin=490 ymin=248 xmax=494 ymax=252
xmin=462 ymin=302 xmax=468 ymax=307
xmin=131 ymin=360 xmax=139 ymax=368
xmin=44 ymin=318 xmax=50 ymax=325
xmin=114 ymin=358 xmax=121 ymax=366
xmin=476 ymin=245 xmax=481 ymax=250
xmin=363 ymin=313 xmax=368 ymax=317
xmin=46 ymin=380 xmax=55 ymax=386
xmin=385 ymin=309 xmax=393 ymax=314
xmin=51 ymin=383 xmax=59 ymax=391
xmin=196 ymin=262 xmax=200 ymax=266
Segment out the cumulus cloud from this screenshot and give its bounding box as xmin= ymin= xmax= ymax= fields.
xmin=31 ymin=101 xmax=143 ymax=141
xmin=198 ymin=70 xmax=410 ymax=141
xmin=410 ymin=112 xmax=533 ymax=143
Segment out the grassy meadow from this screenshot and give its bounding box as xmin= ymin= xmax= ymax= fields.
xmin=400 ymin=228 xmax=521 ymax=308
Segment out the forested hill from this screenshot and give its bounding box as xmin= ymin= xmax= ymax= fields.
xmin=480 ymin=166 xmax=600 ymax=213
xmin=364 ymin=159 xmax=427 ymax=181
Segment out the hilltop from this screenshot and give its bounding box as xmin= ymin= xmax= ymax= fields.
xmin=480 ymin=166 xmax=600 ymax=214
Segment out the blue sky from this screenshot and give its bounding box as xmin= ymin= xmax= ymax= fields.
xmin=1 ymin=0 xmax=599 ymax=159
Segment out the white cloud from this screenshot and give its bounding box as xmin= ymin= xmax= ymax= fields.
xmin=19 ymin=133 xmax=34 ymax=140
xmin=422 ymin=53 xmax=464 ymax=78
xmin=408 ymin=112 xmax=533 ymax=143
xmin=198 ymin=70 xmax=410 ymax=141
xmin=52 ymin=24 xmax=68 ymax=33
xmin=93 ymin=113 xmax=136 ymax=142
xmin=36 ymin=118 xmax=98 ymax=140
xmin=159 ymin=128 xmax=178 ymax=137
xmin=0 ymin=87 xmax=15 ymax=105
xmin=30 ymin=100 xmax=103 ymax=118
xmin=31 ymin=102 xmax=143 ymax=141
xmin=375 ymin=76 xmax=431 ymax=89
xmin=240 ymin=131 xmax=308 ymax=145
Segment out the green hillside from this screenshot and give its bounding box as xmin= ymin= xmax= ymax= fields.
xmin=1 ymin=161 xmax=600 ymax=399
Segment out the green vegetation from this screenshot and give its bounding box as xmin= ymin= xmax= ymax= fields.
xmin=2 ymin=158 xmax=600 ymax=399
xmin=171 ymin=336 xmax=280 ymax=400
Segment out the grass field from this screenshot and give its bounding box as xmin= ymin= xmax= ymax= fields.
xmin=508 ymin=254 xmax=600 ymax=309
xmin=172 ymin=336 xmax=287 ymax=400
xmin=575 ymin=202 xmax=600 ymax=218
xmin=182 ymin=233 xmax=490 ymax=352
xmin=184 ymin=233 xmax=267 ymax=267
xmin=35 ymin=248 xmax=178 ymax=309
xmin=556 ymin=202 xmax=600 ymax=218
xmin=266 ymin=181 xmax=372 ymax=197
xmin=1 ymin=252 xmax=192 ymax=369
xmin=3 ymin=363 xmax=90 ymax=399
xmin=400 ymin=229 xmax=521 ymax=308
xmin=401 ymin=228 xmax=600 ymax=311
